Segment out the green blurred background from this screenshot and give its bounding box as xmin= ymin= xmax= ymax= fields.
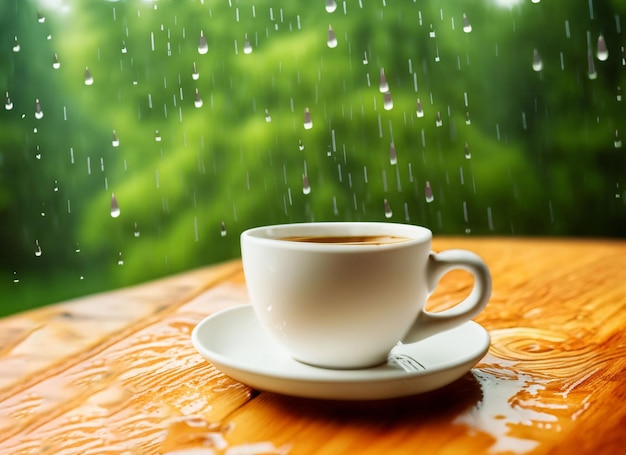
xmin=1 ymin=0 xmax=625 ymax=316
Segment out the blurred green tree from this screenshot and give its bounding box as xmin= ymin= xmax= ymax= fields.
xmin=0 ymin=0 xmax=624 ymax=316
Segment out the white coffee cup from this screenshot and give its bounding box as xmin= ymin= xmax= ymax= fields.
xmin=240 ymin=222 xmax=491 ymax=369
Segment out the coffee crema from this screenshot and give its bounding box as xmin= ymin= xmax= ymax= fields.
xmin=280 ymin=235 xmax=410 ymax=245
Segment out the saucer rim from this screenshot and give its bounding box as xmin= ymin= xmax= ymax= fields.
xmin=191 ymin=304 xmax=490 ymax=388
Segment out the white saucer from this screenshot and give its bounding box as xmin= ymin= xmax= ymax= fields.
xmin=191 ymin=305 xmax=490 ymax=400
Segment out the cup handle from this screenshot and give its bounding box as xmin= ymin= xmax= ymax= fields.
xmin=402 ymin=249 xmax=492 ymax=344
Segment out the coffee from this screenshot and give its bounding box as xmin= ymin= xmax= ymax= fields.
xmin=280 ymin=235 xmax=410 ymax=245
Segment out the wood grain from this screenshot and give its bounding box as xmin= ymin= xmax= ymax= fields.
xmin=0 ymin=238 xmax=625 ymax=454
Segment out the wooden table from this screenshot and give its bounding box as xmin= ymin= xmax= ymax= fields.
xmin=1 ymin=238 xmax=625 ymax=455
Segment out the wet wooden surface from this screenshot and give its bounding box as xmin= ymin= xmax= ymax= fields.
xmin=1 ymin=237 xmax=625 ymax=455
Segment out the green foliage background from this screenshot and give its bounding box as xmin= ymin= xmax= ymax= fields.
xmin=1 ymin=0 xmax=625 ymax=315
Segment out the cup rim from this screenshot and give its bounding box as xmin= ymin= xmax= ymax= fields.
xmin=240 ymin=222 xmax=431 ymax=250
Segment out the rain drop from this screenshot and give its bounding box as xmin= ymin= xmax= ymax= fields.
xmin=362 ymin=51 xmax=368 ymax=65
xmin=12 ymin=271 xmax=19 ymax=283
xmin=464 ymin=142 xmax=471 ymax=159
xmin=243 ymin=34 xmax=253 ymax=54
xmin=117 ymin=252 xmax=124 ymax=265
xmin=84 ymin=67 xmax=94 ymax=85
xmin=52 ymin=53 xmax=60 ymax=69
xmin=220 ymin=221 xmax=227 ymax=237
xmin=325 ymin=0 xmax=337 ymax=13
xmin=134 ymin=222 xmax=140 ymax=237
xmin=302 ymin=174 xmax=311 ymax=194
xmin=614 ymin=130 xmax=622 ymax=148
xmin=111 ymin=193 xmax=121 ymax=218
xmin=587 ymin=32 xmax=597 ymax=79
xmin=12 ymin=37 xmax=20 ymax=52
xmin=462 ymin=13 xmax=472 ymax=33
xmin=37 ymin=13 xmax=46 ymax=23
xmin=112 ymin=130 xmax=120 ymax=147
xmin=384 ymin=199 xmax=393 ymax=218
xmin=416 ymin=98 xmax=424 ymax=118
xmin=303 ymin=107 xmax=313 ymax=129
xmin=35 ymin=99 xmax=44 ymax=119
xmin=194 ymin=88 xmax=203 ymax=108
xmin=379 ymin=68 xmax=389 ymax=93
xmin=155 ymin=130 xmax=162 ymax=141
xmin=198 ymin=31 xmax=208 ymax=54
xmin=389 ymin=142 xmax=397 ymax=165
xmin=264 ymin=108 xmax=271 ymax=122
xmin=383 ymin=91 xmax=393 ymax=110
xmin=34 ymin=240 xmax=42 ymax=257
xmin=327 ymin=25 xmax=337 ymax=48
xmin=5 ymin=92 xmax=13 ymax=110
xmin=435 ymin=111 xmax=443 ymax=127
xmin=425 ymin=181 xmax=434 ymax=203
xmin=121 ymin=41 xmax=128 ymax=54
xmin=532 ymin=49 xmax=543 ymax=71
xmin=298 ymin=139 xmax=305 ymax=151
xmin=588 ymin=53 xmax=597 ymax=80
xmin=192 ymin=62 xmax=200 ymax=80
xmin=597 ymin=34 xmax=608 ymax=61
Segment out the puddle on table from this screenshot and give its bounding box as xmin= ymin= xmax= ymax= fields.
xmin=454 ymin=325 xmax=608 ymax=454
xmin=160 ymin=415 xmax=290 ymax=455
xmin=456 ymin=366 xmax=556 ymax=454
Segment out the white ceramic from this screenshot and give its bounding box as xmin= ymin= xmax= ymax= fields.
xmin=191 ymin=305 xmax=491 ymax=400
xmin=240 ymin=222 xmax=491 ymax=369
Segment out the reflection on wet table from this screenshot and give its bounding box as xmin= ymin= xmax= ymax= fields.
xmin=1 ymin=238 xmax=626 ymax=454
